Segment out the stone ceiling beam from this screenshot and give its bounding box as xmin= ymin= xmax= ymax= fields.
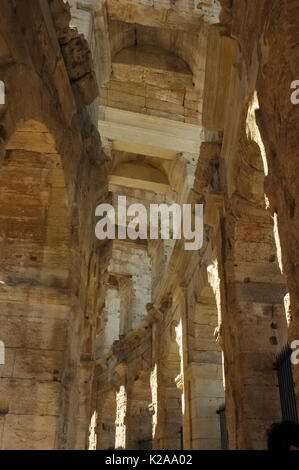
xmin=112 ymin=140 xmax=179 ymax=160
xmin=109 ymin=175 xmax=170 ymax=194
xmin=99 ymin=107 xmax=202 ymax=154
xmin=106 ymin=0 xmax=221 ymax=31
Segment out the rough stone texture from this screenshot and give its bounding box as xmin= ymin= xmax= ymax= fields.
xmin=0 ymin=0 xmax=298 ymax=451
xmin=49 ymin=0 xmax=99 ymax=108
xmin=0 ymin=0 xmax=110 ymax=450
xmin=90 ymin=0 xmax=297 ymax=452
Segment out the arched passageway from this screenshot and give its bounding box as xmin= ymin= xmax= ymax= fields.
xmin=97 ymin=391 xmax=117 ymax=450
xmin=127 ymin=373 xmax=153 ymax=450
xmin=0 ymin=121 xmax=71 ymax=449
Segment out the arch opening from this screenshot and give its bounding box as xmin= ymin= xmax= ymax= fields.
xmin=127 ymin=373 xmax=153 ymax=450
xmin=97 ymin=391 xmax=117 ymax=450
xmin=0 ymin=122 xmax=71 ymax=450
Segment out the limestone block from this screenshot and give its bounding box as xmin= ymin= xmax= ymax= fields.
xmin=108 ymin=89 xmax=146 ymax=108
xmin=193 ymin=379 xmax=225 ymax=398
xmin=191 ymin=437 xmax=220 ymax=450
xmin=146 ymin=108 xmax=185 ymax=123
xmin=107 ymin=0 xmax=220 ymax=30
xmin=235 ymin=284 xmax=287 ymax=305
xmin=0 ymin=316 xmax=67 ymax=351
xmin=0 ymin=379 xmax=61 ymax=416
xmin=189 ymin=350 xmax=222 ymax=365
xmin=13 ymin=349 xmax=64 ymax=381
xmin=191 ymin=416 xmax=220 ymax=439
xmin=190 ymin=397 xmax=224 ymax=419
xmin=2 ymin=414 xmax=57 ymax=450
xmin=0 ymin=285 xmax=70 ymax=320
xmin=146 ymin=86 xmax=184 ymax=105
xmin=108 ymin=80 xmax=146 ymax=97
xmin=106 ymin=99 xmax=146 ymax=114
xmin=146 ymin=97 xmax=185 ymax=116
xmin=0 ymin=348 xmax=15 ymax=379
xmin=202 ymin=27 xmax=238 ymax=131
xmin=185 ymin=89 xmax=202 ymax=102
xmin=235 ymin=303 xmax=286 ymax=353
xmin=112 ymin=63 xmax=144 ymax=83
xmin=234 ymin=261 xmax=286 ymax=284
xmin=0 ymin=416 xmax=4 ymax=447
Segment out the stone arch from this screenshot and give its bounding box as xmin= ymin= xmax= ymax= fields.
xmin=212 ymin=96 xmax=289 ymax=449
xmin=97 ymin=390 xmax=117 ymax=450
xmin=186 ymin=270 xmax=225 ymax=450
xmin=134 ymin=25 xmax=205 ymax=90
xmin=201 ymin=21 xmax=292 ymax=444
xmin=0 ymin=119 xmax=72 ymax=450
xmin=2 ymin=120 xmax=70 ymax=286
xmin=107 ymin=22 xmax=205 ymax=90
xmin=95 ymin=273 xmax=133 ymax=358
xmin=127 ymin=372 xmax=153 ymax=450
xmin=158 ymin=320 xmax=183 ymax=450
xmin=0 ymin=2 xmax=111 ymax=450
xmin=0 ymin=64 xmax=76 ymax=165
xmin=113 ymin=44 xmax=193 ymax=81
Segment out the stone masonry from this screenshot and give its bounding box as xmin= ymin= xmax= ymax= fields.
xmin=0 ymin=0 xmax=298 ymax=450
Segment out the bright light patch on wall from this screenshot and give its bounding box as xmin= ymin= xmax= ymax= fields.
xmin=246 ymin=90 xmax=269 ymax=176
xmin=273 ymin=212 xmax=283 ymax=273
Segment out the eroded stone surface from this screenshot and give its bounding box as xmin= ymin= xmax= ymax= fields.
xmin=0 ymin=0 xmax=298 ymax=451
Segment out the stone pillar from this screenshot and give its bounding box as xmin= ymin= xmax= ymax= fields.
xmin=112 ymin=364 xmax=128 ymax=450
xmin=186 ymin=363 xmax=223 ymax=450
xmin=150 ymin=321 xmax=161 ymax=449
xmin=253 ymin=0 xmax=299 ymax=410
xmin=126 ymin=370 xmax=153 ymax=450
xmin=115 ymin=385 xmax=127 ymax=450
xmin=210 ymin=199 xmax=288 ymax=449
xmin=151 ymin=373 xmax=183 ymax=450
xmin=173 ymin=286 xmax=191 ymax=450
xmin=148 ymin=305 xmax=167 ymax=450
xmin=186 ymin=284 xmax=225 ymax=450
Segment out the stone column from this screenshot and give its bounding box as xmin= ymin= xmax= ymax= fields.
xmin=186 ymin=363 xmax=223 ymax=450
xmin=209 ymin=199 xmax=288 ymax=449
xmin=150 ymin=322 xmax=161 ymax=449
xmin=112 ymin=364 xmax=128 ymax=450
xmin=173 ymin=286 xmax=191 ymax=450
xmin=148 ymin=305 xmax=165 ymax=450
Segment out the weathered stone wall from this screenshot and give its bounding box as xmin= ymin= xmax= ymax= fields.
xmin=201 ymin=0 xmax=299 ymax=449
xmin=0 ymin=0 xmax=110 ymax=450
xmin=91 ymin=0 xmax=299 ymax=452
xmin=0 ymin=0 xmax=298 ymax=451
